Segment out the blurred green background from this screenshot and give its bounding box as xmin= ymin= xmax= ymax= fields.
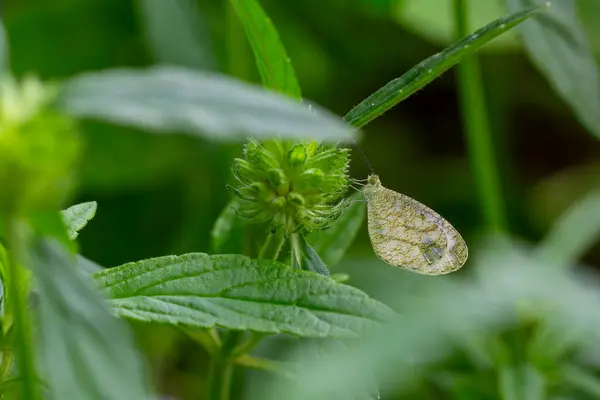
xmin=4 ymin=0 xmax=600 ymax=398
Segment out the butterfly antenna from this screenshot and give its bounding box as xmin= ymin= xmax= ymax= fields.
xmin=351 ymin=141 xmax=376 ymax=175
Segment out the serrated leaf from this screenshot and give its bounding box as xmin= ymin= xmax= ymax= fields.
xmin=61 ymin=202 xmax=97 ymax=240
xmin=505 ymin=0 xmax=600 ymax=138
xmin=308 ymin=192 xmax=366 ymax=267
xmin=31 ymin=239 xmax=150 ymax=400
xmin=229 ymin=0 xmax=301 ymax=98
xmin=536 ymin=190 xmax=600 ymax=267
xmin=343 ymin=4 xmax=547 ymax=128
xmin=93 ymin=253 xmax=394 ymax=338
xmin=210 ymin=199 xmax=246 ymax=254
xmin=136 ymin=0 xmax=213 ymax=69
xmin=60 ymin=67 xmax=356 ymax=142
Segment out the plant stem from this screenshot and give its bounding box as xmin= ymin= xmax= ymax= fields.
xmin=4 ymin=219 xmax=39 ymax=400
xmin=453 ymin=0 xmax=507 ymax=234
xmin=236 ymin=355 xmax=294 ymax=379
xmin=258 ymin=233 xmax=284 ymax=260
xmin=207 ymin=330 xmax=244 ymax=400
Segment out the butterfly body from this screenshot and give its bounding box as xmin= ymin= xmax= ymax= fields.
xmin=364 ymin=174 xmax=468 ymax=275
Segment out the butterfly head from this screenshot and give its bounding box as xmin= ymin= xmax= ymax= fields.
xmin=363 ymin=174 xmax=382 ymax=201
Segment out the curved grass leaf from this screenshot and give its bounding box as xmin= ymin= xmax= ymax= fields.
xmin=93 ymin=253 xmax=394 ymax=338
xmin=505 ymin=0 xmax=600 ymax=138
xmin=31 ymin=239 xmax=150 ymax=400
xmin=308 ymin=192 xmax=366 ymax=267
xmin=61 ymin=202 xmax=97 ymax=240
xmin=343 ymin=3 xmax=548 ymax=128
xmin=229 ymin=0 xmax=301 ymax=98
xmin=60 ymin=67 xmax=356 ymax=142
xmin=137 ymin=0 xmax=213 ymax=69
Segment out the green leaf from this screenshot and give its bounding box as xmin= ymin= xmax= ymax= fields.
xmin=343 ymin=3 xmax=548 ymax=128
xmin=505 ymin=0 xmax=600 ymax=138
xmin=290 ymin=234 xmax=330 ymax=276
xmin=28 ymin=211 xmax=74 ymax=252
xmin=136 ymin=0 xmax=214 ymax=69
xmin=30 ymin=239 xmax=150 ymax=400
xmin=536 ymin=190 xmax=600 ymax=267
xmin=308 ymin=192 xmax=366 ymax=267
xmin=60 ymin=67 xmax=355 ymax=142
xmin=210 ymin=199 xmax=246 ymax=254
xmin=76 ymin=255 xmax=104 ymax=275
xmin=93 ymin=253 xmax=394 ymax=338
xmin=61 ymin=201 xmax=97 ymax=240
xmin=229 ymin=0 xmax=301 ymax=98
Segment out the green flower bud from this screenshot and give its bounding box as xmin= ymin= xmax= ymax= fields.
xmin=287 ymin=144 xmax=307 ymax=167
xmin=231 ymin=139 xmax=350 ymax=235
xmin=267 ymin=168 xmax=288 ymax=193
xmin=287 ymin=192 xmax=305 ymax=207
xmin=0 ymin=75 xmax=80 ymax=215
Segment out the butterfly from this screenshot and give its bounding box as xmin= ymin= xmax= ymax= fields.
xmin=363 ymin=174 xmax=468 ymax=275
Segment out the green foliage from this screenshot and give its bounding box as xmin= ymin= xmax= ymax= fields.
xmin=229 ymin=0 xmax=301 ymax=98
xmin=308 ymin=191 xmax=366 ymax=267
xmin=136 ymin=0 xmax=214 ymax=69
xmin=0 ymin=0 xmax=599 ymax=399
xmin=343 ymin=3 xmax=548 ymax=128
xmin=93 ymin=253 xmax=394 ymax=338
xmin=505 ymin=0 xmax=600 ymax=138
xmin=59 ymin=67 xmax=355 ymax=142
xmin=61 ymin=201 xmax=97 ymax=240
xmin=30 ymin=239 xmax=150 ymax=400
xmin=0 ymin=76 xmax=80 ymax=214
xmin=231 ymin=139 xmax=350 ymax=235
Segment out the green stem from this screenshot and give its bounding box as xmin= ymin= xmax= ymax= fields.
xmin=258 ymin=233 xmax=284 ymax=260
xmin=231 ymin=332 xmax=268 ymax=358
xmin=235 ymin=355 xmax=294 ymax=379
xmin=207 ymin=330 xmax=244 ymax=400
xmin=4 ymin=219 xmax=39 ymax=400
xmin=453 ymin=0 xmax=507 ymax=234
xmin=207 ymin=354 xmax=234 ymax=400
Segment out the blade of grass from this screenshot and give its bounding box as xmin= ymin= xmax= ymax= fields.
xmin=229 ymin=0 xmax=301 ymax=98
xmin=343 ymin=3 xmax=549 ymax=128
xmin=454 ymin=0 xmax=507 ymax=233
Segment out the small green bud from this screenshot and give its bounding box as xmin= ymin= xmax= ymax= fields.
xmin=267 ymin=168 xmax=288 ymax=192
xmin=287 ymin=192 xmax=305 ymax=207
xmin=288 ymin=144 xmax=308 ymax=167
xmin=272 ymin=196 xmax=286 ymax=208
xmin=249 ymin=182 xmax=274 ymax=201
